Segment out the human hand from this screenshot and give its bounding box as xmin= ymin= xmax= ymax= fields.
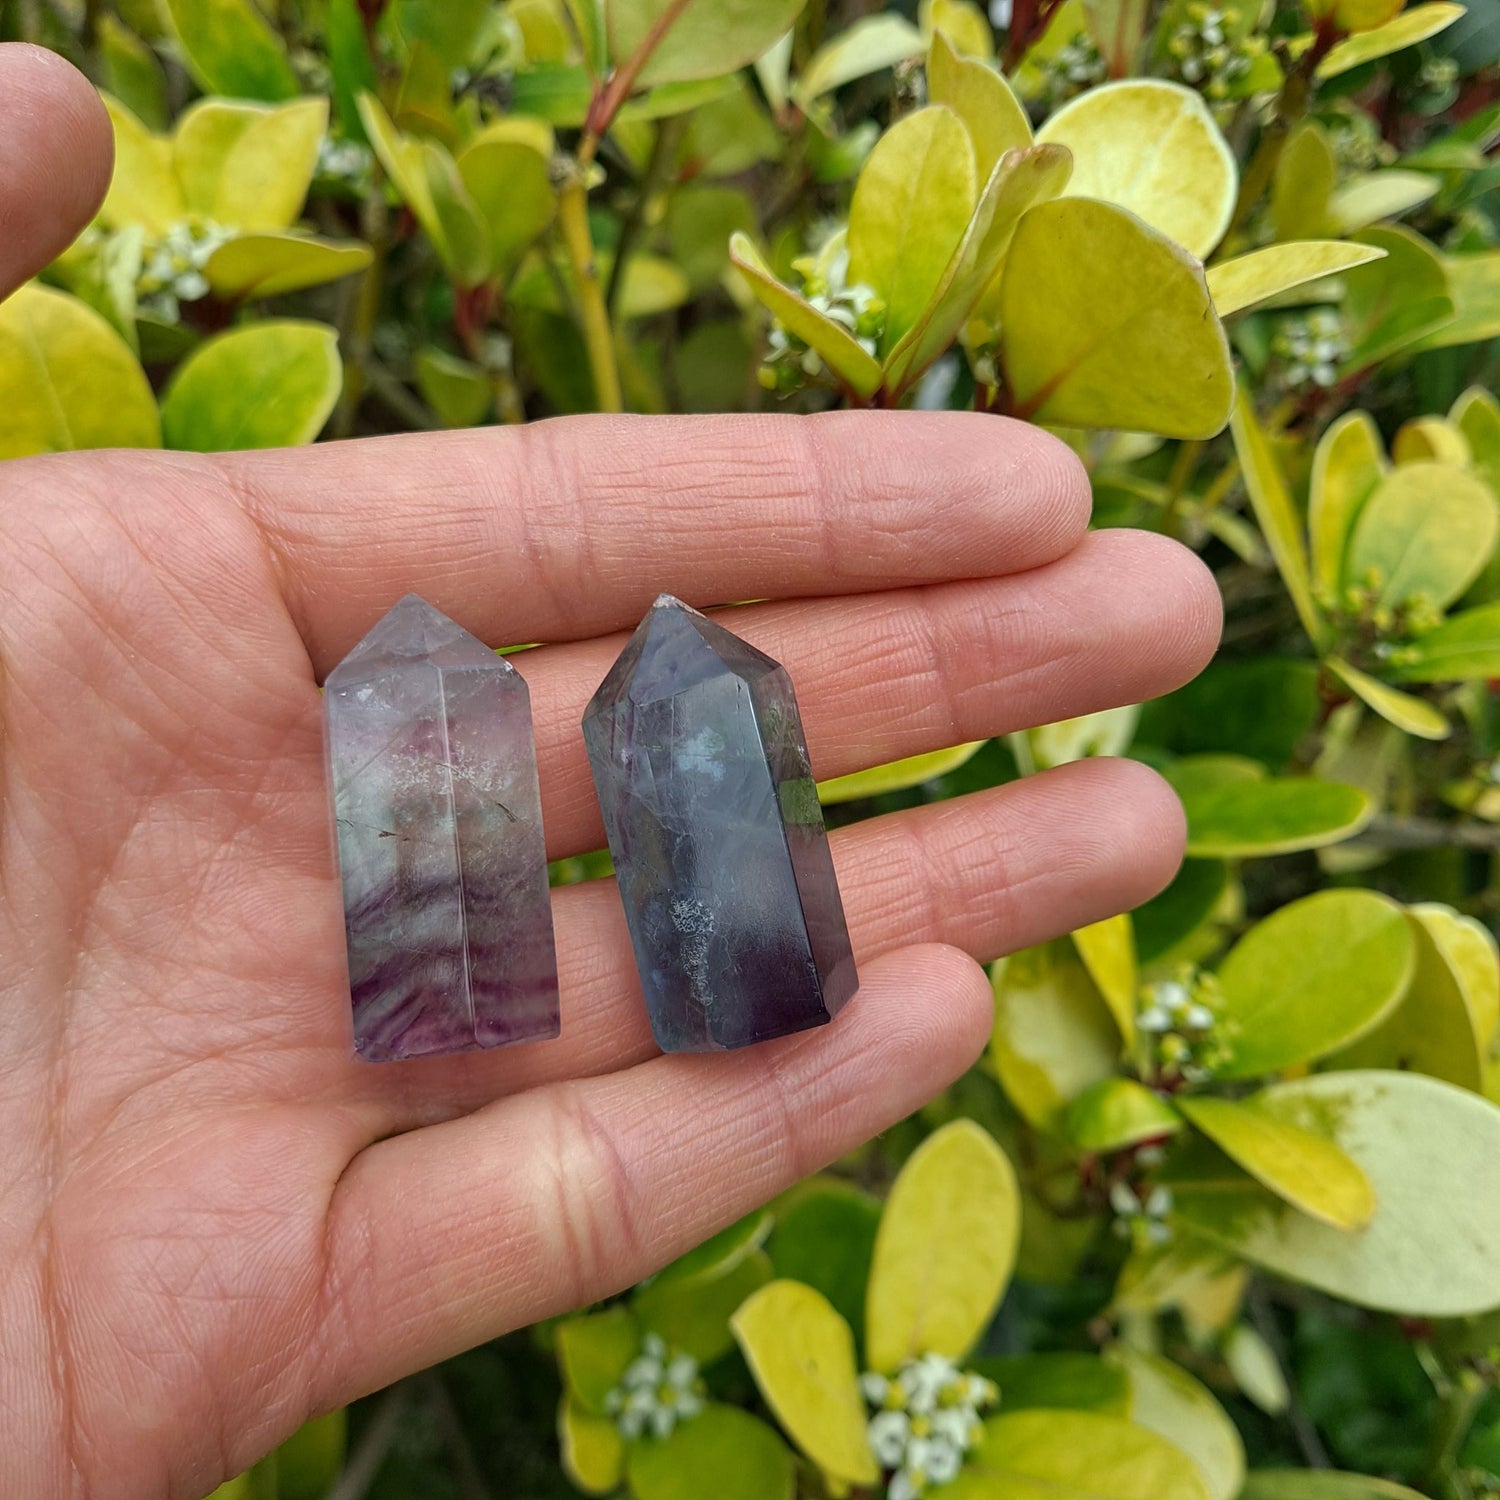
xmin=0 ymin=44 xmax=1220 ymax=1499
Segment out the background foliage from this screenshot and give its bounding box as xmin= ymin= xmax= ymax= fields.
xmin=3 ymin=0 xmax=1499 ymax=1495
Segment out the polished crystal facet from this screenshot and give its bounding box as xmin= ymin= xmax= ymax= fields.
xmin=582 ymin=595 xmax=858 ymax=1052
xmin=325 ymin=595 xmax=559 ymax=1061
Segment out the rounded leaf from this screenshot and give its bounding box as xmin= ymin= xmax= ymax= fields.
xmin=1270 ymin=122 xmax=1337 ymax=241
xmin=818 ymin=742 xmax=987 ymax=803
xmin=1215 ymin=889 xmax=1415 ymax=1078
xmin=996 ymin=197 xmax=1233 ymax=438
xmin=217 ymin=98 xmax=328 ymax=232
xmin=796 ymin=14 xmax=925 ymax=102
xmin=1072 ymin=914 xmax=1137 ymax=1045
xmin=847 ymin=105 xmax=978 ymax=351
xmin=1310 ymin=410 xmax=1388 ymax=598
xmin=161 ymin=320 xmax=342 ymax=451
xmin=1329 ymin=171 xmax=1440 ymax=236
xmin=1107 ymin=1346 xmax=1245 ymax=1500
xmin=163 ymin=0 xmax=299 ymax=101
xmin=945 ymin=1409 xmax=1213 ymax=1500
xmin=865 ymin=1120 xmax=1019 ymax=1372
xmin=1181 ymin=776 xmax=1373 ymax=857
xmin=971 ymin=1353 xmax=1130 ymax=1415
xmin=766 ymin=1179 xmax=881 ymax=1339
xmin=1207 ymin=242 xmax=1386 ymax=318
xmin=633 ymin=1250 xmax=773 ymax=1367
xmin=0 ymin=284 xmax=160 ymax=458
xmin=1066 ymin=1078 xmax=1183 ymax=1153
xmin=626 ymin=1405 xmax=794 ymax=1500
xmin=1036 ymin=81 xmax=1236 ymax=258
xmin=556 ymin=1306 xmax=641 ymax=1413
xmin=558 ymin=1398 xmax=625 ymax=1495
xmin=731 ymin=1281 xmax=876 ymax=1485
xmin=206 ymin=234 xmax=374 ymax=301
xmin=610 ymin=0 xmax=810 ymax=88
xmin=1175 ymin=1094 xmax=1375 ymax=1230
xmin=100 ymin=95 xmax=183 ymax=234
xmin=927 ymin=31 xmax=1032 ymax=180
xmin=1389 ymin=601 xmax=1500 ymax=683
xmin=1171 ymin=1071 xmax=1500 ymax=1317
xmin=1317 ymin=2 xmax=1466 ymax=76
xmin=1344 ymin=461 xmax=1500 ymax=613
xmin=457 ymin=127 xmax=557 ymax=273
xmin=1241 ymin=1472 xmax=1429 ymax=1500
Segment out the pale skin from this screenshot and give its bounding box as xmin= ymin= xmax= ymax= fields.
xmin=0 ymin=44 xmax=1223 ymax=1499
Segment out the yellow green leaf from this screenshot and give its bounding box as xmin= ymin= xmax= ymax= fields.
xmin=610 ymin=0 xmax=810 ymax=88
xmin=1214 ymin=889 xmax=1415 ymax=1078
xmin=1328 ymin=170 xmax=1440 ymax=235
xmin=1036 ymin=80 xmax=1236 ymax=258
xmin=173 ymin=98 xmax=263 ymax=214
xmin=1325 ymin=657 xmax=1450 ymax=740
xmin=1230 ymin=380 xmax=1326 ymax=646
xmin=885 ymin=142 xmax=1072 ymax=397
xmin=1072 ymin=913 xmax=1137 ymax=1045
xmin=945 ymin=1410 xmax=1213 ymax=1500
xmin=795 ymin=13 xmax=925 ymax=102
xmin=162 ymin=0 xmax=299 ymax=101
xmin=627 ymin=1405 xmax=794 ymax=1500
xmin=456 ymin=130 xmax=557 ymax=274
xmin=1317 ymin=1 xmax=1466 ymax=76
xmin=1310 ymin=409 xmax=1388 ymax=598
xmin=415 ymin=346 xmax=492 ymax=428
xmin=1409 ymin=250 xmax=1500 ymax=352
xmin=991 ymin=941 xmax=1122 ymax=1129
xmin=1024 ymin=705 xmax=1140 ymax=769
xmin=848 ymin=105 xmax=977 ymax=352
xmin=1181 ymin=772 xmax=1372 ymax=857
xmin=556 ymin=1306 xmax=640 ymax=1413
xmin=818 ymin=741 xmax=986 ymax=803
xmin=160 ymin=320 xmax=341 ymax=451
xmin=558 ymin=1398 xmax=625 ymax=1495
xmin=1388 ymin=600 xmax=1500 ymax=682
xmin=1344 ymin=460 xmax=1500 ymax=611
xmin=1107 ymin=1346 xmax=1245 ymax=1500
xmin=1391 ymin=415 xmax=1470 ymax=466
xmin=0 ymin=284 xmax=160 ymax=458
xmin=216 ymin=97 xmax=328 ymax=231
xmin=1269 ymin=122 xmax=1337 ymax=241
xmin=1242 ymin=1472 xmax=1430 ymax=1500
xmin=99 ymin=15 xmax=168 ymax=131
xmin=1176 ymin=1095 xmax=1375 ymax=1230
xmin=1342 ymin=226 xmax=1454 ymax=368
xmin=926 ymin=31 xmax=1032 ymax=180
xmin=99 ymin=95 xmax=183 ymax=235
xmin=996 ymin=197 xmax=1232 ymax=437
xmin=420 ymin=140 xmax=493 ymax=287
xmin=1222 ymin=1325 xmax=1290 ymax=1416
xmin=275 ymin=1410 xmax=347 ymax=1500
xmin=1206 ymin=241 xmax=1386 ymax=317
xmin=865 ymin=1120 xmax=1019 ymax=1372
xmin=728 ymin=232 xmax=882 ymax=398
xmin=731 ymin=1281 xmax=877 ymax=1485
xmin=205 ymin=234 xmax=374 ymax=300
xmin=921 ymin=0 xmax=996 ymax=55
xmin=1065 ymin=1078 xmax=1183 ymax=1152
xmin=633 ymin=1249 xmax=773 ymax=1366
xmin=1170 ymin=1071 xmax=1500 ymax=1316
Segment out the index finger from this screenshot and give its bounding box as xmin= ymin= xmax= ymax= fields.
xmin=218 ymin=410 xmax=1090 ymax=674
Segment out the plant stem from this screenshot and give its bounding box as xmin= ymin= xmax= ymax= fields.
xmin=1426 ymin=1369 xmax=1487 ymax=1496
xmin=557 ymin=168 xmax=623 ymax=413
xmin=333 ymin=171 xmax=391 ymax=438
xmin=1352 ymin=816 xmax=1500 ymax=852
xmin=1161 ymin=439 xmax=1203 ymax=538
xmin=606 ymin=115 xmax=685 ymax=318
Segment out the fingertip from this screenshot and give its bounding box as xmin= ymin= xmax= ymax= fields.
xmin=1082 ymin=755 xmax=1189 ymax=903
xmin=0 ymin=42 xmax=114 ymax=299
xmin=854 ymin=942 xmax=994 ymax=1079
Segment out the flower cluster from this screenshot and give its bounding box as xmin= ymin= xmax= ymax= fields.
xmin=861 ymin=1352 xmax=999 ymax=1500
xmin=1271 ymin=308 xmax=1349 ymax=391
xmin=760 ymin=238 xmax=885 ymax=392
xmin=1110 ymin=1179 xmax=1176 ymax=1249
xmin=602 ymin=1334 xmax=706 ymax=1441
xmin=1165 ymin=4 xmax=1268 ymax=101
xmin=1137 ymin=971 xmax=1231 ymax=1087
xmin=136 ymin=219 xmax=233 ymax=321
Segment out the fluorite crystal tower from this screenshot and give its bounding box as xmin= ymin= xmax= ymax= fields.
xmin=324 ymin=595 xmax=559 ymax=1061
xmin=583 ymin=595 xmax=858 ymax=1052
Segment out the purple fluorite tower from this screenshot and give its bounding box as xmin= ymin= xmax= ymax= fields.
xmin=583 ymin=595 xmax=858 ymax=1052
xmin=324 ymin=595 xmax=559 ymax=1061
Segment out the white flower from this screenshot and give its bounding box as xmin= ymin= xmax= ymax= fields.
xmin=863 ymin=1350 xmax=999 ymax=1492
xmin=860 ymin=1371 xmax=892 ymax=1404
xmin=1110 ymin=1181 xmax=1142 ymax=1216
xmin=602 ymin=1334 xmax=706 ymax=1442
xmin=869 ymin=1410 xmax=911 ymax=1467
xmin=890 ymin=1472 xmax=921 ymax=1500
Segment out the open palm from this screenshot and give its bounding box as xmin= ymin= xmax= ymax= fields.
xmin=0 ymin=46 xmax=1221 ymax=1500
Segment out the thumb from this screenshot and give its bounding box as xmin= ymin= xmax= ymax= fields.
xmin=0 ymin=43 xmax=113 ymax=304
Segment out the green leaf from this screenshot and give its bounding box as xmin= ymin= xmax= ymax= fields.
xmin=1409 ymin=250 xmax=1500 ymax=352
xmin=414 ymin=347 xmax=491 ymax=428
xmin=1388 ymin=600 xmax=1500 ymax=681
xmin=1170 ymin=1071 xmax=1500 ymax=1316
xmin=926 ymin=31 xmax=1032 ymax=180
xmin=1139 ymin=657 xmax=1321 ymax=769
xmin=1310 ymin=409 xmax=1388 ymax=599
xmin=274 ymin=1411 xmax=347 ymax=1500
xmin=865 ymin=1120 xmax=1019 ymax=1372
xmin=884 ymin=142 xmax=1072 ymax=397
xmin=387 ymin=0 xmax=491 ymax=68
xmin=327 ymin=0 xmax=378 ymax=141
xmin=766 ymin=1180 xmax=881 ymax=1340
xmin=558 ymin=1398 xmax=625 ymax=1495
xmin=1206 ymin=242 xmax=1386 ymax=318
xmin=1324 ymin=658 xmax=1450 ymax=740
xmin=1111 ymin=1233 xmax=1238 ymax=1316
xmin=163 ymin=0 xmax=299 ymax=101
xmin=970 ymin=1354 xmax=1130 ymax=1416
xmin=456 ymin=122 xmax=557 ymax=274
xmin=1341 ymin=226 xmax=1454 ymax=369
xmin=817 ymin=741 xmax=987 ymax=802
xmin=0 ymin=284 xmax=161 ymax=458
xmin=847 ymin=105 xmax=977 ymax=352
xmin=1453 ymin=385 xmax=1500 ymax=493
xmin=1107 ymin=1346 xmax=1245 ymax=1500
xmin=1338 ymin=906 xmax=1498 ymax=1092
xmin=160 ymin=321 xmax=341 ymax=451
xmin=651 ymin=1210 xmax=773 ymax=1288
xmin=1270 ymin=122 xmax=1337 ymax=240
xmin=1229 ymin=382 xmax=1325 ymax=647
xmin=1328 ymin=171 xmax=1440 ymax=236
xmin=945 ymin=1410 xmax=1213 ymax=1500
xmin=1065 ymin=1078 xmax=1183 ymax=1153
xmin=1344 ymin=461 xmax=1500 ymax=612
xmin=182 ymin=97 xmax=327 ymax=231
xmin=99 ymin=95 xmax=183 ymax=234
xmin=1176 ymin=1095 xmax=1375 ymax=1230
xmin=997 ymin=198 xmax=1232 ymax=437
xmin=731 ymin=1281 xmax=877 ymax=1485
xmin=923 ymin=0 xmax=998 ymax=56
xmin=1214 ymin=889 xmax=1414 ymax=1078
xmin=99 ymin=16 xmax=168 ymax=131
xmin=1241 ymin=1473 xmax=1429 ymax=1500
xmin=1180 ymin=775 xmax=1372 ymax=857
xmin=795 ymin=13 xmax=925 ymax=103
xmin=1072 ymin=914 xmax=1137 ymax=1045
xmin=206 ymin=234 xmax=373 ymax=300
xmin=556 ymin=1305 xmax=641 ymax=1413
xmin=728 ymin=233 xmax=882 ymax=398
xmin=1036 ymin=80 xmax=1236 ymax=258
xmin=990 ymin=941 xmax=1122 ymax=1129
xmin=634 ymin=1250 xmax=773 ymax=1366
xmin=627 ymin=1405 xmax=794 ymax=1500
xmin=610 ymin=0 xmax=809 ymax=88
xmin=666 ymin=184 xmax=757 ymax=292
xmin=1133 ymin=860 xmax=1228 ymax=965
xmin=1316 ymin=1 xmax=1467 ymax=75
